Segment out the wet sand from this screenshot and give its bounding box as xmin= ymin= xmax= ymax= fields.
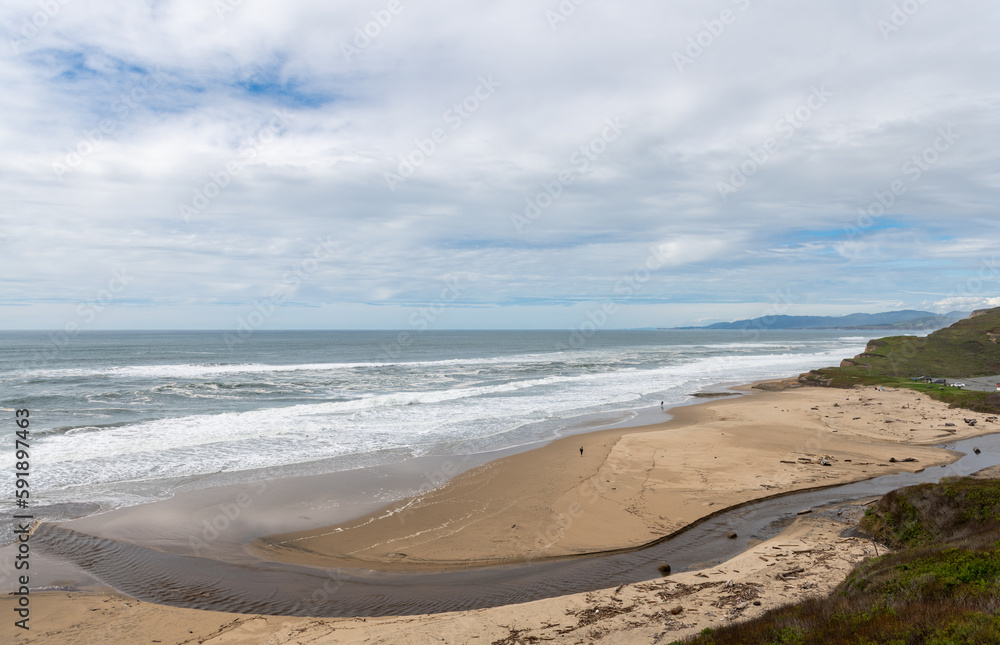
xmin=0 ymin=502 xmax=892 ymax=644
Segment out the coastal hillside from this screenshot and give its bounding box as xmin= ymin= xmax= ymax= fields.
xmin=831 ymin=307 xmax=1000 ymax=378
xmin=793 ymin=307 xmax=1000 ymax=414
xmin=673 ymin=476 xmax=1000 ymax=645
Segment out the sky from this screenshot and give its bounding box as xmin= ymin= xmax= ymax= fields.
xmin=1 ymin=0 xmax=998 ymax=331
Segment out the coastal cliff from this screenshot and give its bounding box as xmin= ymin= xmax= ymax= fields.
xmin=801 ymin=306 xmax=1000 ymax=381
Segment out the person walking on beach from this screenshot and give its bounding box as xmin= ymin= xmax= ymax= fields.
xmin=660 ymin=401 xmax=664 ymax=410
xmin=580 ymin=446 xmax=584 ymax=456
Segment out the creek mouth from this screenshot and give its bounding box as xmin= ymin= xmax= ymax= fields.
xmin=35 ymin=433 xmax=1000 ymax=618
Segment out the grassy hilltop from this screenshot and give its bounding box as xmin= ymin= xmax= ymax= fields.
xmin=839 ymin=307 xmax=1000 ymax=377
xmin=799 ymin=307 xmax=1000 ymax=414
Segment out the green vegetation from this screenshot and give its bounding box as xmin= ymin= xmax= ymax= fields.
xmin=854 ymin=307 xmax=1000 ymax=377
xmin=670 ymin=478 xmax=1000 ymax=645
xmin=798 ymin=307 xmax=1000 ymax=414
xmin=860 ymin=478 xmax=1000 ymax=548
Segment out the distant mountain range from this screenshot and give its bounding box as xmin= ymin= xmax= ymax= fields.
xmin=676 ymin=310 xmax=969 ymax=331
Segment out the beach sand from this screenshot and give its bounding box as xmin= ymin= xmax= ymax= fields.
xmin=1 ymin=504 xmax=887 ymax=644
xmin=253 ymin=385 xmax=985 ymax=571
xmin=4 ymin=384 xmax=997 ymax=643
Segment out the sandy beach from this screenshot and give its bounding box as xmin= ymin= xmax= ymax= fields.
xmin=254 ymin=385 xmax=986 ymax=571
xmin=3 ymin=505 xmax=886 ymax=644
xmin=5 ymin=383 xmax=999 ymax=643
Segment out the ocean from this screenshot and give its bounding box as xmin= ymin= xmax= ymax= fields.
xmin=1 ymin=329 xmax=870 ymax=525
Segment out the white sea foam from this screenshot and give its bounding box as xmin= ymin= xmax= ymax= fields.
xmin=24 ymin=353 xmax=591 ymax=380
xmin=19 ymin=337 xmax=851 ymax=381
xmin=32 ymin=343 xmax=862 ymax=494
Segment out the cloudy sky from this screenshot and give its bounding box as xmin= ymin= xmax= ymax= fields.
xmin=1 ymin=0 xmax=998 ymax=330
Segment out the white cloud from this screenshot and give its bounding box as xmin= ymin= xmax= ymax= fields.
xmin=1 ymin=0 xmax=999 ymax=328
xmin=933 ymin=297 xmax=1000 ymax=312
